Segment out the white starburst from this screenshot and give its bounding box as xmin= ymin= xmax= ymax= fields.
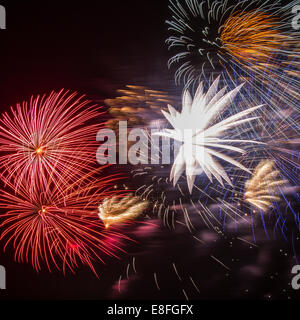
xmin=155 ymin=76 xmax=263 ymax=193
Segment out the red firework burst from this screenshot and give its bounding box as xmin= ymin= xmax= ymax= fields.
xmin=0 ymin=89 xmax=103 ymax=192
xmin=0 ymin=168 xmax=132 ymax=275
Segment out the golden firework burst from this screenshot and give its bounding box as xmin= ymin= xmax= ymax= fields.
xmin=244 ymin=160 xmax=287 ymax=212
xmin=99 ymin=194 xmax=149 ymax=228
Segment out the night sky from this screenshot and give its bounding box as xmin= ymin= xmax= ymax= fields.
xmin=0 ymin=1 xmax=173 ymax=106
xmin=0 ymin=0 xmax=299 ymax=301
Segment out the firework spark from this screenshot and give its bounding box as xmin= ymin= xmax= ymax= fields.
xmin=244 ymin=160 xmax=287 ymax=212
xmin=0 ymin=89 xmax=102 ymax=192
xmin=154 ymin=77 xmax=263 ymax=193
xmin=99 ymin=194 xmax=149 ymax=228
xmin=0 ymin=168 xmax=131 ymax=275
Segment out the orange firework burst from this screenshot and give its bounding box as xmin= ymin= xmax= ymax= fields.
xmin=220 ymin=10 xmax=287 ymax=66
xmin=0 ymin=89 xmax=103 ymax=193
xmin=166 ymin=0 xmax=299 ymax=96
xmin=0 ymin=168 xmax=131 ymax=275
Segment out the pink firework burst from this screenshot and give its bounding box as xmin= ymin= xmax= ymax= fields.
xmin=0 ymin=89 xmax=103 ymax=192
xmin=0 ymin=168 xmax=132 ymax=275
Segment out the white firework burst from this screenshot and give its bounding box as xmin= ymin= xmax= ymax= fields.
xmin=155 ymin=76 xmax=264 ymax=193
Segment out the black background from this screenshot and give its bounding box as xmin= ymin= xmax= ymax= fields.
xmin=0 ymin=0 xmax=173 ymax=108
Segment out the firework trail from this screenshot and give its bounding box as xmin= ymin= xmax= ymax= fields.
xmin=261 ymin=109 xmax=300 ymax=187
xmin=105 ymin=85 xmax=177 ymax=129
xmin=0 ymin=89 xmax=103 ymax=193
xmin=99 ymin=194 xmax=149 ymax=228
xmin=0 ymin=167 xmax=132 ymax=275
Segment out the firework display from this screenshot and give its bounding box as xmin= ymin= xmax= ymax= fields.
xmin=0 ymin=0 xmax=299 ymax=302
xmin=0 ymin=89 xmax=134 ymax=275
xmin=166 ymin=0 xmax=300 ymax=148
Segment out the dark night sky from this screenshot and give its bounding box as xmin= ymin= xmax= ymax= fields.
xmin=0 ymin=0 xmax=174 ymax=108
xmin=0 ymin=0 xmax=299 ymax=302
